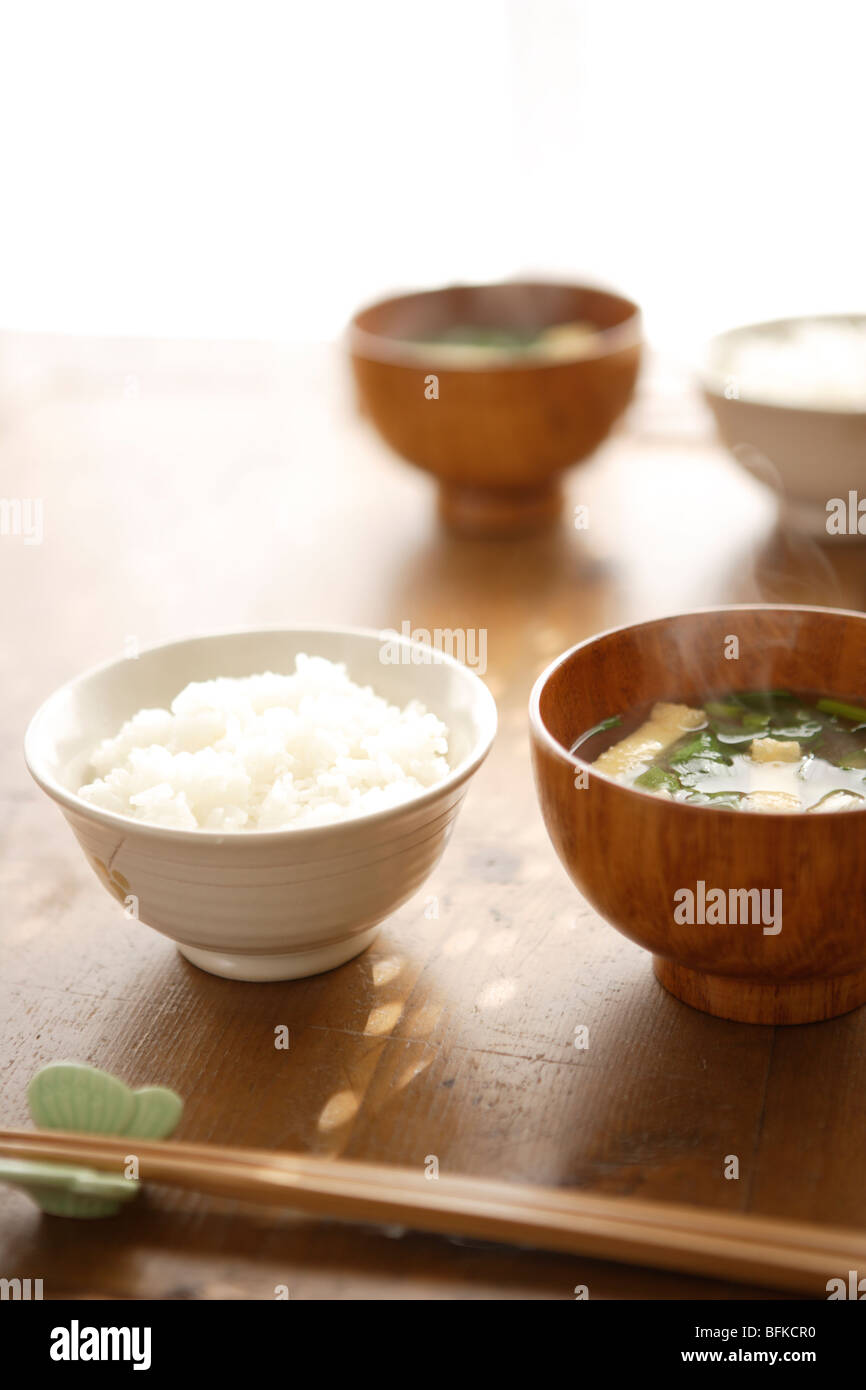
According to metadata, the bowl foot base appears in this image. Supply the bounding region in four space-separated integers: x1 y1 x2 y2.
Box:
438 479 563 537
178 927 381 982
653 956 866 1024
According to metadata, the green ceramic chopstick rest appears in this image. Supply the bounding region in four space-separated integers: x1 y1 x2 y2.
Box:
0 1062 183 1218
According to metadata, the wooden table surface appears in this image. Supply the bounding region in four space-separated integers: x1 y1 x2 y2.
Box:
1 332 864 1301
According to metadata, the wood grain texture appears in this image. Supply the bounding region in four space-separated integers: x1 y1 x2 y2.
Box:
350 282 641 535
1 332 865 1299
5 1129 862 1296
529 606 866 1022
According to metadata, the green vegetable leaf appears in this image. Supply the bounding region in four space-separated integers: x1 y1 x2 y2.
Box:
635 765 680 794
668 730 733 766
685 790 746 809
569 714 621 755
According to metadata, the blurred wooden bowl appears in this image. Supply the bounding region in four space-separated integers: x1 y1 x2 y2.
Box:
349 281 641 537
529 605 866 1024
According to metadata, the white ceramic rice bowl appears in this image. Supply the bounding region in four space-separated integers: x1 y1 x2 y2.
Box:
24 627 497 980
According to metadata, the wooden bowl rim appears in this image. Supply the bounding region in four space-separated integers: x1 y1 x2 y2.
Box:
528 602 866 821
348 279 642 371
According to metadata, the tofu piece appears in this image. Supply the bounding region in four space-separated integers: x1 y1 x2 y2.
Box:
750 737 801 763
743 790 802 812
593 702 705 779
537 321 599 360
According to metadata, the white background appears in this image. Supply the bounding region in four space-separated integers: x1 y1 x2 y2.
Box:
0 0 863 347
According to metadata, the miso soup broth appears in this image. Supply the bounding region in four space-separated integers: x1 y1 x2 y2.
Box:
406 320 600 364
572 691 866 813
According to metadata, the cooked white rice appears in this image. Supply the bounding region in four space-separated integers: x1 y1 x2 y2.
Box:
78 656 450 831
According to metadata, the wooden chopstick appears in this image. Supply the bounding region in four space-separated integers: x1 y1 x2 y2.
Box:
1 1128 861 1295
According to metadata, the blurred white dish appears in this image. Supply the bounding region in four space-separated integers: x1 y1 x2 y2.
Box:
701 315 866 538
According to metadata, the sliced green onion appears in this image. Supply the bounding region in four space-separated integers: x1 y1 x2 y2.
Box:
816 697 866 724
736 689 794 708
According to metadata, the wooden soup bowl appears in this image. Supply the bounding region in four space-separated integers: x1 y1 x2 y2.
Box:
349 281 641 537
529 605 866 1024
